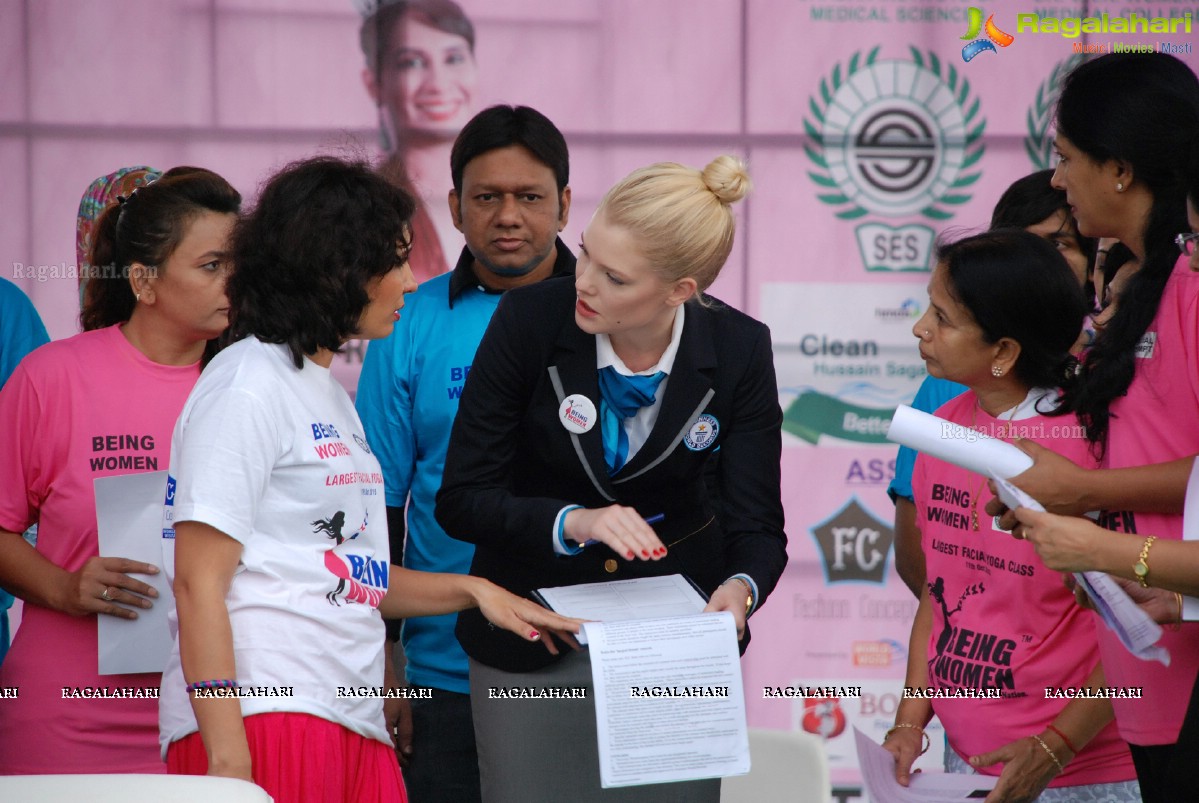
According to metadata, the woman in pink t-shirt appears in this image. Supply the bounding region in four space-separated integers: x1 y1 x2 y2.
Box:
886 230 1139 802
986 53 1199 802
0 167 240 774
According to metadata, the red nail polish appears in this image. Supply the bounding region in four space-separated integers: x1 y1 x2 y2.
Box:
529 630 540 640
626 551 634 559
641 549 649 557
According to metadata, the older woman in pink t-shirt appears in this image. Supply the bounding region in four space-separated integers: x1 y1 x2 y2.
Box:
0 167 240 774
886 230 1139 803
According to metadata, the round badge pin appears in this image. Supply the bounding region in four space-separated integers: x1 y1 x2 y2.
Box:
684 414 719 451
559 394 598 434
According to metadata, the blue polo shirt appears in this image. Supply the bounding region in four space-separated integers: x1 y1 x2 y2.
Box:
887 374 967 503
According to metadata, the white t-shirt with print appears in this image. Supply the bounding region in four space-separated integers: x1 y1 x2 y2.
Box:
158 337 390 756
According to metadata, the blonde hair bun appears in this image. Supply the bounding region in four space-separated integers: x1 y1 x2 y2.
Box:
701 155 751 205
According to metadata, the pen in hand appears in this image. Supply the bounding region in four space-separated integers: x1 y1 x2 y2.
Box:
584 513 665 547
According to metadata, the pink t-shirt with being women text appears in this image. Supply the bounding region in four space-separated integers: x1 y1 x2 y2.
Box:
0 325 198 774
914 390 1136 787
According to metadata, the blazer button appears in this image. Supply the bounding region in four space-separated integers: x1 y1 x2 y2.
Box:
604 559 618 573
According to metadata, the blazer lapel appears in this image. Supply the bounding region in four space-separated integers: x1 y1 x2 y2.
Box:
546 323 616 501
614 301 716 483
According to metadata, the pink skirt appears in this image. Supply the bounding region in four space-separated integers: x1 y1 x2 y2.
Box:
167 712 406 803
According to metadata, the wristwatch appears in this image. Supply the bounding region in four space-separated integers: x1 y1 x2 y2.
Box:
1134 536 1157 588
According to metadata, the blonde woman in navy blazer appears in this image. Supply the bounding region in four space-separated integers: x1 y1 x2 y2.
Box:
436 155 787 802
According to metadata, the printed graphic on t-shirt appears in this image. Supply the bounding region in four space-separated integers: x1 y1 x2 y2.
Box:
1134 331 1157 359
924 482 974 530
90 433 159 471
927 576 1021 697
1097 509 1138 534
313 510 388 607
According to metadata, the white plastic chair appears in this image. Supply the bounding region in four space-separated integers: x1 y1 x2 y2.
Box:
0 774 274 802
721 728 831 803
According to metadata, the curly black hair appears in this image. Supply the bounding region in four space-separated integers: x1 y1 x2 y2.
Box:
226 156 415 368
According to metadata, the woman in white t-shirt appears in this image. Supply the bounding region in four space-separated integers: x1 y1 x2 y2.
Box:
160 157 580 803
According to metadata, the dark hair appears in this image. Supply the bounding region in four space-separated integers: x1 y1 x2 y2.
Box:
990 169 1098 268
226 156 415 368
1101 241 1136 297
1054 53 1199 450
359 0 475 79
937 229 1088 392
450 105 569 194
82 166 240 332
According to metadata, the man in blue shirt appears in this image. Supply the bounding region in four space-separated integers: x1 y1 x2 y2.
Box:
356 104 573 803
0 277 50 667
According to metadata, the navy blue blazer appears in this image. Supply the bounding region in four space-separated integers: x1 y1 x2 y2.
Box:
435 276 787 672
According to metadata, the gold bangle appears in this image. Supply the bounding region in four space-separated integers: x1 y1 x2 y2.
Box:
1031 734 1065 773
884 723 930 755
1172 591 1184 631
1134 535 1157 588
726 577 754 617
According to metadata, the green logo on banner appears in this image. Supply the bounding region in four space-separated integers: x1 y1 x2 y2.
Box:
1024 53 1086 170
783 390 894 444
804 47 986 272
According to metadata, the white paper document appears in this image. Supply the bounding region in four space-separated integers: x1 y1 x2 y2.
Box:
991 474 1169 665
94 470 175 675
584 612 749 788
887 405 1034 478
536 574 707 644
854 727 996 802
1181 457 1199 621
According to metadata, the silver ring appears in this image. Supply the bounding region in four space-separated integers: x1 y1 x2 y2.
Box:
101 587 113 602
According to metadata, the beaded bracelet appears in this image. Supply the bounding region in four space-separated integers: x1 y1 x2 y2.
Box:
1031 734 1065 773
187 679 239 693
884 723 930 755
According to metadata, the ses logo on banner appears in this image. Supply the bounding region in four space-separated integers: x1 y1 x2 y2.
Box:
810 497 894 584
804 47 985 273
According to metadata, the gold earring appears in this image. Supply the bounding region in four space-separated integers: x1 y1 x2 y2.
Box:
992 365 1003 377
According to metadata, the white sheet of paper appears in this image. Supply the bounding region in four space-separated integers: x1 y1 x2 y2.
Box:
887 405 1034 478
584 612 749 788
854 727 996 802
536 574 707 644
991 474 1169 665
1181 458 1199 621
94 470 174 675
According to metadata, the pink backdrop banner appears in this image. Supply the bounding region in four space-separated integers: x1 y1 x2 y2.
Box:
4 0 1198 795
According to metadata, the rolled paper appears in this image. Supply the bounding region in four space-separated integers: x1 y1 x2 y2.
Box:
886 404 1034 479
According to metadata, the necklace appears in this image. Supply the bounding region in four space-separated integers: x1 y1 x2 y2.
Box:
968 396 1023 531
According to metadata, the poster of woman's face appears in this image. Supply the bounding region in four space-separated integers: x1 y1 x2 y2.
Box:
364 6 478 145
